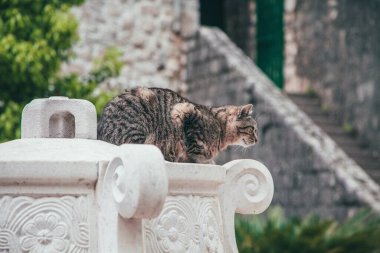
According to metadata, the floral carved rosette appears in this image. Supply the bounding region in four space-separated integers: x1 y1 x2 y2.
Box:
0 196 90 253
20 212 69 253
145 196 223 253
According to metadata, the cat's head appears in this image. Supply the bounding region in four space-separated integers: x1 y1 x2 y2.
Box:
212 104 258 147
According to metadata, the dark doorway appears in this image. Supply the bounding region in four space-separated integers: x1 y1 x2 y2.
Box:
200 0 226 31
200 0 252 57
256 0 284 89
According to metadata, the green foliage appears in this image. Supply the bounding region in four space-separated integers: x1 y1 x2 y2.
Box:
0 48 121 143
0 0 84 105
342 122 357 136
0 0 84 142
235 207 380 253
306 86 317 97
89 47 123 83
0 0 122 143
0 101 22 142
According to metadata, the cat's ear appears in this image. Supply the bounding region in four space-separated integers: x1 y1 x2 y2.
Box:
171 103 196 124
238 104 253 119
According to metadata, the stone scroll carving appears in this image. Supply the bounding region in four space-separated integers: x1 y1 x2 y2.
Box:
220 159 274 253
104 144 168 219
144 196 224 253
98 144 169 253
0 195 89 253
140 159 273 253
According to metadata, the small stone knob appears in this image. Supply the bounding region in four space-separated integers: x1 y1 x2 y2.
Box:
21 97 96 139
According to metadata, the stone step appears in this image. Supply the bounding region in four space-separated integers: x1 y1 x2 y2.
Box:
293 102 321 112
330 135 359 147
310 114 338 126
288 94 320 107
319 124 346 136
363 170 380 183
288 93 380 184
353 157 380 170
343 147 376 161
366 168 380 176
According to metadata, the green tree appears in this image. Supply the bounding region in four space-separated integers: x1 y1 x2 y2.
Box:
0 0 121 142
0 0 84 104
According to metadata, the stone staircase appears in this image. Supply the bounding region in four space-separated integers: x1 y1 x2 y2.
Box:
288 94 380 184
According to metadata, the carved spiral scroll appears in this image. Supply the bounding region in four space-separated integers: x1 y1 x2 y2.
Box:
230 160 274 214
105 144 168 219
220 159 274 253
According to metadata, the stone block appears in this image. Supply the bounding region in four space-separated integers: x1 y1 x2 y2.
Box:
131 31 146 48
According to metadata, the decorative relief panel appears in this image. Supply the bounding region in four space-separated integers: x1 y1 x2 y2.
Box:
144 196 224 253
0 196 90 253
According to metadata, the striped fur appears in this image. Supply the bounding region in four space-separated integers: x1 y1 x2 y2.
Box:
97 87 258 163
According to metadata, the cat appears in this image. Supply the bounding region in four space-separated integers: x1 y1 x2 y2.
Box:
97 87 258 163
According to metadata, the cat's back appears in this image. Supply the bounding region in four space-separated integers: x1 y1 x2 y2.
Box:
97 87 186 145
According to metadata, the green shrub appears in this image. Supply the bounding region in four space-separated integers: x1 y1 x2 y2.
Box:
235 207 380 253
342 122 357 137
0 101 22 141
89 47 123 83
0 0 84 105
0 47 121 143
0 0 122 143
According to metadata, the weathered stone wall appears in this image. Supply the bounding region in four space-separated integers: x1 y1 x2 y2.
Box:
62 0 198 91
284 0 380 155
185 27 380 220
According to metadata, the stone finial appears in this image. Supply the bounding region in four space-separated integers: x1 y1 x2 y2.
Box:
21 97 97 139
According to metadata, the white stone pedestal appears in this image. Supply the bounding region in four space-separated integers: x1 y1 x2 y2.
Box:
0 97 274 253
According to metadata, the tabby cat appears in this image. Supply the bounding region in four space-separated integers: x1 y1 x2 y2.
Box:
97 87 258 163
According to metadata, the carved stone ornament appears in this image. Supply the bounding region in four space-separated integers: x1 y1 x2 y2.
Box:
0 196 89 253
105 144 168 219
144 196 224 253
143 159 273 253
221 159 274 253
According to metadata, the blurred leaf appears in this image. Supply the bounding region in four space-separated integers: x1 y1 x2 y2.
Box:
0 101 22 142
89 47 123 83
